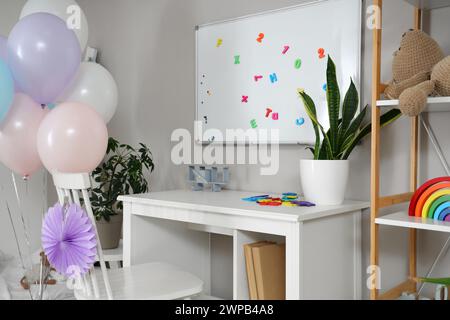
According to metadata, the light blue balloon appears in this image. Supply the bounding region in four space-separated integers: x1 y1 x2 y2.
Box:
46 103 56 110
0 58 14 123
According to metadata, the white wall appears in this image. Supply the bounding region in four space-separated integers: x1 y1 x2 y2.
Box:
1 0 450 299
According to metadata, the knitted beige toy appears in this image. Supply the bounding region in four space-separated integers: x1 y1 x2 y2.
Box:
385 30 450 116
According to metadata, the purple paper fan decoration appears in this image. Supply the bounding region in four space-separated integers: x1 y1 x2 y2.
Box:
42 203 97 277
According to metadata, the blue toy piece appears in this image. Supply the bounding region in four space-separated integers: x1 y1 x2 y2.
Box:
242 195 270 202
188 166 229 192
282 193 298 197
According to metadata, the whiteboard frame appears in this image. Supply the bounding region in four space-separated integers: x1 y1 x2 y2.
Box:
195 0 363 145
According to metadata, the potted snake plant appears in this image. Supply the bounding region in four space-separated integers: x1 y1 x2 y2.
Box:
298 56 401 205
91 137 154 249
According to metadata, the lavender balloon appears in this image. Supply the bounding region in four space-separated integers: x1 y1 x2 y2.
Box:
42 203 97 277
7 13 81 104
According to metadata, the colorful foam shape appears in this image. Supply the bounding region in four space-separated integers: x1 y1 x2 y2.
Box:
433 201 450 220
422 189 450 218
429 196 450 219
439 208 450 221
413 181 450 217
409 177 450 216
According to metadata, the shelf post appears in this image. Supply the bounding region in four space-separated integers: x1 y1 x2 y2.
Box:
370 0 383 301
409 6 422 293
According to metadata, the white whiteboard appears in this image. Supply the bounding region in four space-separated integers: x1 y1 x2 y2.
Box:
196 0 362 144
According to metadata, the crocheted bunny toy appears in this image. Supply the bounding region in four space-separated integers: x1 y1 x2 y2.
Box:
385 30 450 116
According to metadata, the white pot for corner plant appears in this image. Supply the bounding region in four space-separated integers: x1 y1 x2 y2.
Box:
300 160 349 206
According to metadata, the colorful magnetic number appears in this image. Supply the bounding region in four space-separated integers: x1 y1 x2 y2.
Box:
264 109 278 120
296 118 305 126
254 75 263 82
295 59 302 69
216 38 223 47
257 33 265 43
250 119 258 129
269 73 278 84
282 46 290 54
318 48 326 59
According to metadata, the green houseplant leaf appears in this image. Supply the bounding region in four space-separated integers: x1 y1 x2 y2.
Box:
326 56 341 155
299 56 401 160
341 109 402 160
339 79 359 146
299 90 321 160
299 91 333 160
91 137 155 221
418 277 450 286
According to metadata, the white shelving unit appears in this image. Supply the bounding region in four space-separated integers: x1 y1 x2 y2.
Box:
377 97 450 112
370 0 450 300
375 95 450 234
403 0 450 10
376 212 450 233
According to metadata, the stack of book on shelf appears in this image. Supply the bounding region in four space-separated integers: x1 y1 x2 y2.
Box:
244 241 286 300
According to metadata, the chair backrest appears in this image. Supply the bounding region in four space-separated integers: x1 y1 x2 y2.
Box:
52 172 113 300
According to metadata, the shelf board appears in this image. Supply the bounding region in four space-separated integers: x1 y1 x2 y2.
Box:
404 0 450 10
376 211 450 233
377 96 450 112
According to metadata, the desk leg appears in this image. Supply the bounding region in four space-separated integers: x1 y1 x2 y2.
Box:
353 211 362 300
286 222 303 300
123 202 132 268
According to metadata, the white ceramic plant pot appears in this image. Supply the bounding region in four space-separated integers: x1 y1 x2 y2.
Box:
300 160 349 206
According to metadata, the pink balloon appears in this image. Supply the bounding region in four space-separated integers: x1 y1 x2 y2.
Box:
0 93 48 177
37 102 108 173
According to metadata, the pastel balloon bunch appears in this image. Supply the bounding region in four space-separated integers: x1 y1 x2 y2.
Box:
0 0 118 178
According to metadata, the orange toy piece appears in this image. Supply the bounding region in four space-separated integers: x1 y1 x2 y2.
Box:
414 182 450 217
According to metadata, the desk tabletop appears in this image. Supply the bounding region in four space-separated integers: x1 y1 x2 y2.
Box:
118 190 369 223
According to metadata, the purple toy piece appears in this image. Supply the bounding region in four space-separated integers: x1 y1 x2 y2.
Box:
291 201 316 207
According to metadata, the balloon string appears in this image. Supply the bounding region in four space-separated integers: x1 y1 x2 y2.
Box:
38 257 44 300
11 172 32 265
3 199 26 269
3 198 33 300
38 172 49 300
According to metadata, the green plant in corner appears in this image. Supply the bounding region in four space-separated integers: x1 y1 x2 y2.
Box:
91 137 155 221
299 56 402 160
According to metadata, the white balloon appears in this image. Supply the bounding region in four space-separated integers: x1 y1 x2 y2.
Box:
59 62 118 123
20 0 89 52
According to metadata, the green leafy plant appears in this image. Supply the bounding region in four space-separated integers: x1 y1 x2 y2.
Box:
417 277 450 286
299 56 402 160
91 137 155 221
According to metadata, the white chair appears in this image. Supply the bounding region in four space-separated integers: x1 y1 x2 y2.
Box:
52 172 203 300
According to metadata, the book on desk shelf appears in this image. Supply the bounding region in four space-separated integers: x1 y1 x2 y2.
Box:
244 241 286 300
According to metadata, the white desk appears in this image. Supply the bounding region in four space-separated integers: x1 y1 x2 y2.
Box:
118 190 369 300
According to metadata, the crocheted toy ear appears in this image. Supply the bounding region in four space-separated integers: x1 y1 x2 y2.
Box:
398 80 435 116
392 30 444 83
432 56 450 96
